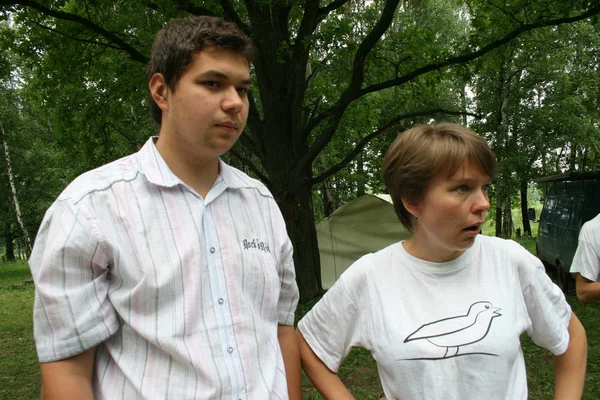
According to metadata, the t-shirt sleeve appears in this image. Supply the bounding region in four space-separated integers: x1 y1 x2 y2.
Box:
570 223 600 281
515 243 571 355
297 263 365 373
29 199 119 362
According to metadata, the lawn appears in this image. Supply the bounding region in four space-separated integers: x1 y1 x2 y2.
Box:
2 239 600 399
0 260 40 400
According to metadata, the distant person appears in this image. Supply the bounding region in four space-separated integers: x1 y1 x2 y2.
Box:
28 15 300 399
570 213 600 303
297 123 587 399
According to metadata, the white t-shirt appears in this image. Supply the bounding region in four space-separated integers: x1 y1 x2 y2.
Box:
298 235 571 400
570 213 600 281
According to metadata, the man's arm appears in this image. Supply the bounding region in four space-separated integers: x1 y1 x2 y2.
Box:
278 325 301 400
553 313 587 400
575 273 600 304
40 347 96 400
297 330 355 400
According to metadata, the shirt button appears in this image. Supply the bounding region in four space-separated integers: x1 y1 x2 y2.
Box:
218 298 224 305
228 346 234 354
210 247 216 253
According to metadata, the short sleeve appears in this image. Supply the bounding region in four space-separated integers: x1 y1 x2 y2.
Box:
570 223 600 281
297 268 364 373
29 199 119 362
270 198 299 326
277 236 299 326
517 247 571 355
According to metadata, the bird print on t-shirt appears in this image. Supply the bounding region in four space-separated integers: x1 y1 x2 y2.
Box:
402 301 501 359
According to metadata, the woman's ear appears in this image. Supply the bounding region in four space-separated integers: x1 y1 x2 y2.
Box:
401 196 421 219
149 73 170 112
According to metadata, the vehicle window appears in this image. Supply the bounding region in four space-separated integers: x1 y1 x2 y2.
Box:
556 198 570 227
569 198 583 229
544 197 557 223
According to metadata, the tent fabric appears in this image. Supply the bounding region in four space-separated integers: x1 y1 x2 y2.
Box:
317 194 412 289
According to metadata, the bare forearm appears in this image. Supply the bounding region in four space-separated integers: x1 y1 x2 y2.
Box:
40 347 96 400
553 313 587 399
278 325 302 400
575 276 600 304
297 331 355 400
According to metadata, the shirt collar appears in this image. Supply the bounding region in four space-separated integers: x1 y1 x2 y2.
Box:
137 137 182 188
136 137 259 193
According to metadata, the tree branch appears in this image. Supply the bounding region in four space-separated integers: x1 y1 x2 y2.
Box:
217 0 251 34
29 19 122 51
228 147 271 185
298 0 401 174
175 0 215 16
485 0 524 25
359 4 600 97
8 0 149 63
307 3 600 136
311 109 480 185
318 0 349 16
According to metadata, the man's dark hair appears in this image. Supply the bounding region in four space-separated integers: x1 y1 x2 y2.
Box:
146 15 255 124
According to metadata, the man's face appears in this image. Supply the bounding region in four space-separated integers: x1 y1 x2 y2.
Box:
159 47 251 161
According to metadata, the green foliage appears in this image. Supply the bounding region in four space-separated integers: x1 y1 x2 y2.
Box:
2 0 600 299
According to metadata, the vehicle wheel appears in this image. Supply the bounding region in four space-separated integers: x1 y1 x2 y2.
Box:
556 262 569 293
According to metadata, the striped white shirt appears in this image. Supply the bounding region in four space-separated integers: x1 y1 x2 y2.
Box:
29 138 299 399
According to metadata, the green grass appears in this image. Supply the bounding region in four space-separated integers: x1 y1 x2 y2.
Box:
3 246 600 399
0 261 40 400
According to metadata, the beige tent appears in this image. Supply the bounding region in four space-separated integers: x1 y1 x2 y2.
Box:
317 194 412 288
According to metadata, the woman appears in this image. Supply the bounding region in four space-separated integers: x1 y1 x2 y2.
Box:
297 123 587 399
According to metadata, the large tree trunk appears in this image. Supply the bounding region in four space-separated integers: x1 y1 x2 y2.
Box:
5 222 15 262
520 180 532 236
273 180 322 301
502 196 513 238
495 193 503 237
0 118 32 256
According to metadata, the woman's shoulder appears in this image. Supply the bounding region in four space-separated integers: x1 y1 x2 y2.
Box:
476 234 531 255
476 235 543 286
337 242 401 284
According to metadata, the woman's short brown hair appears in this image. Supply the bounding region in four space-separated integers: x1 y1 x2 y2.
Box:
382 122 497 232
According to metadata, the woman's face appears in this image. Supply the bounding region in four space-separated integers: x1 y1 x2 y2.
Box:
407 159 491 262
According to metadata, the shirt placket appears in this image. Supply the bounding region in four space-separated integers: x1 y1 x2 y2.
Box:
203 202 246 399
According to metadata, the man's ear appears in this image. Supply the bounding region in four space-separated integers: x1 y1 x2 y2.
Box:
401 196 421 218
149 73 170 112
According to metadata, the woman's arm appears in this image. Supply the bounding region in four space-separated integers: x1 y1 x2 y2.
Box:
297 330 355 400
575 274 600 304
553 313 587 399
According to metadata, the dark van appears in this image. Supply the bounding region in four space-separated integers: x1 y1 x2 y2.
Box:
535 171 600 292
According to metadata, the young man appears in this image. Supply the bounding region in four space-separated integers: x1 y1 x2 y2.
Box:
29 15 300 399
571 213 600 303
